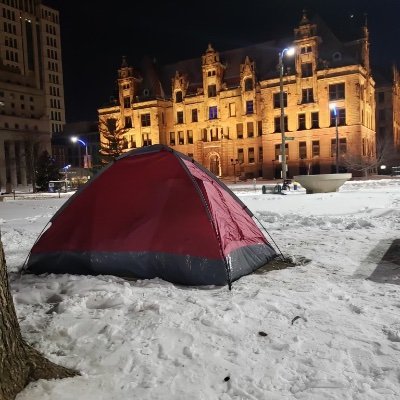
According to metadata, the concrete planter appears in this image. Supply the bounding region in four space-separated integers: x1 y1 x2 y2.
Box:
293 173 352 194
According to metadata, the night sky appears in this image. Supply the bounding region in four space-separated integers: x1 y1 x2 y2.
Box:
44 0 400 123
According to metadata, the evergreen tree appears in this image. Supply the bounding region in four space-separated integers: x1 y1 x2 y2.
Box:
99 118 128 164
35 150 60 191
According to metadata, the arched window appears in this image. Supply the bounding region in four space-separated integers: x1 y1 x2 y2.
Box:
175 91 183 103
244 78 253 91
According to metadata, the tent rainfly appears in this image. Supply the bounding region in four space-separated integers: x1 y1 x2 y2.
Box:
25 145 277 288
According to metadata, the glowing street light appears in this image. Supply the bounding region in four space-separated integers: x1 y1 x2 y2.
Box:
71 136 91 168
278 46 295 180
329 103 339 173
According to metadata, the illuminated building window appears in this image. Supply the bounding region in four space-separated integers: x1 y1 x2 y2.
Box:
302 88 314 103
246 100 254 114
330 108 346 126
329 83 345 100
209 106 217 119
141 113 150 127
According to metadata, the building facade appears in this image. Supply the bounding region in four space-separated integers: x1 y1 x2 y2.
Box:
375 66 400 171
0 0 64 190
98 13 376 179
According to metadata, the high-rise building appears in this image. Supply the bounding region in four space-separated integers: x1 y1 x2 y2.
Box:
98 12 377 179
0 0 64 191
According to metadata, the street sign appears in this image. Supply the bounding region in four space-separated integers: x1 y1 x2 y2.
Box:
285 136 295 140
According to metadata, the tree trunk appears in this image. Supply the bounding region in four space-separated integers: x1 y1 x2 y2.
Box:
0 239 78 400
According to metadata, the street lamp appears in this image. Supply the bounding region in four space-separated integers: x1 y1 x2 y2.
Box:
230 158 240 183
329 103 339 173
63 164 71 190
278 46 295 180
71 136 91 168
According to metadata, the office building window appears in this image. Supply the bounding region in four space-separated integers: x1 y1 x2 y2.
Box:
247 122 254 138
209 106 217 119
202 128 208 142
298 113 306 130
330 108 346 126
175 91 183 103
178 131 184 145
244 78 253 91
274 116 288 133
177 110 184 124
331 138 347 157
169 131 175 146
123 97 130 108
141 113 150 127
246 100 254 114
125 116 132 128
274 92 287 108
257 121 263 136
187 130 193 144
301 63 313 77
329 83 345 100
311 112 319 129
258 146 263 162
248 147 255 163
192 109 198 122
237 123 243 139
312 140 320 157
299 141 307 159
142 134 152 146
302 88 314 103
238 148 244 163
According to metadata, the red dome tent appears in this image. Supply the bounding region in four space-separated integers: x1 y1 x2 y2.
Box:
25 145 277 287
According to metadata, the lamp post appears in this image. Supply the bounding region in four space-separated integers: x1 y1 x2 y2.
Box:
63 164 71 190
329 103 339 173
278 47 295 180
230 158 240 183
71 136 91 168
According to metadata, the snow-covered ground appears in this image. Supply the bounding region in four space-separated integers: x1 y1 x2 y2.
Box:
1 179 400 400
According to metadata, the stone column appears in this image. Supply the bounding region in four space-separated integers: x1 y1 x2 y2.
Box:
8 141 17 189
0 140 6 192
19 141 27 187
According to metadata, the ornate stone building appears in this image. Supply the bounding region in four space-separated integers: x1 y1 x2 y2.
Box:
98 12 376 179
0 0 64 191
375 65 400 170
